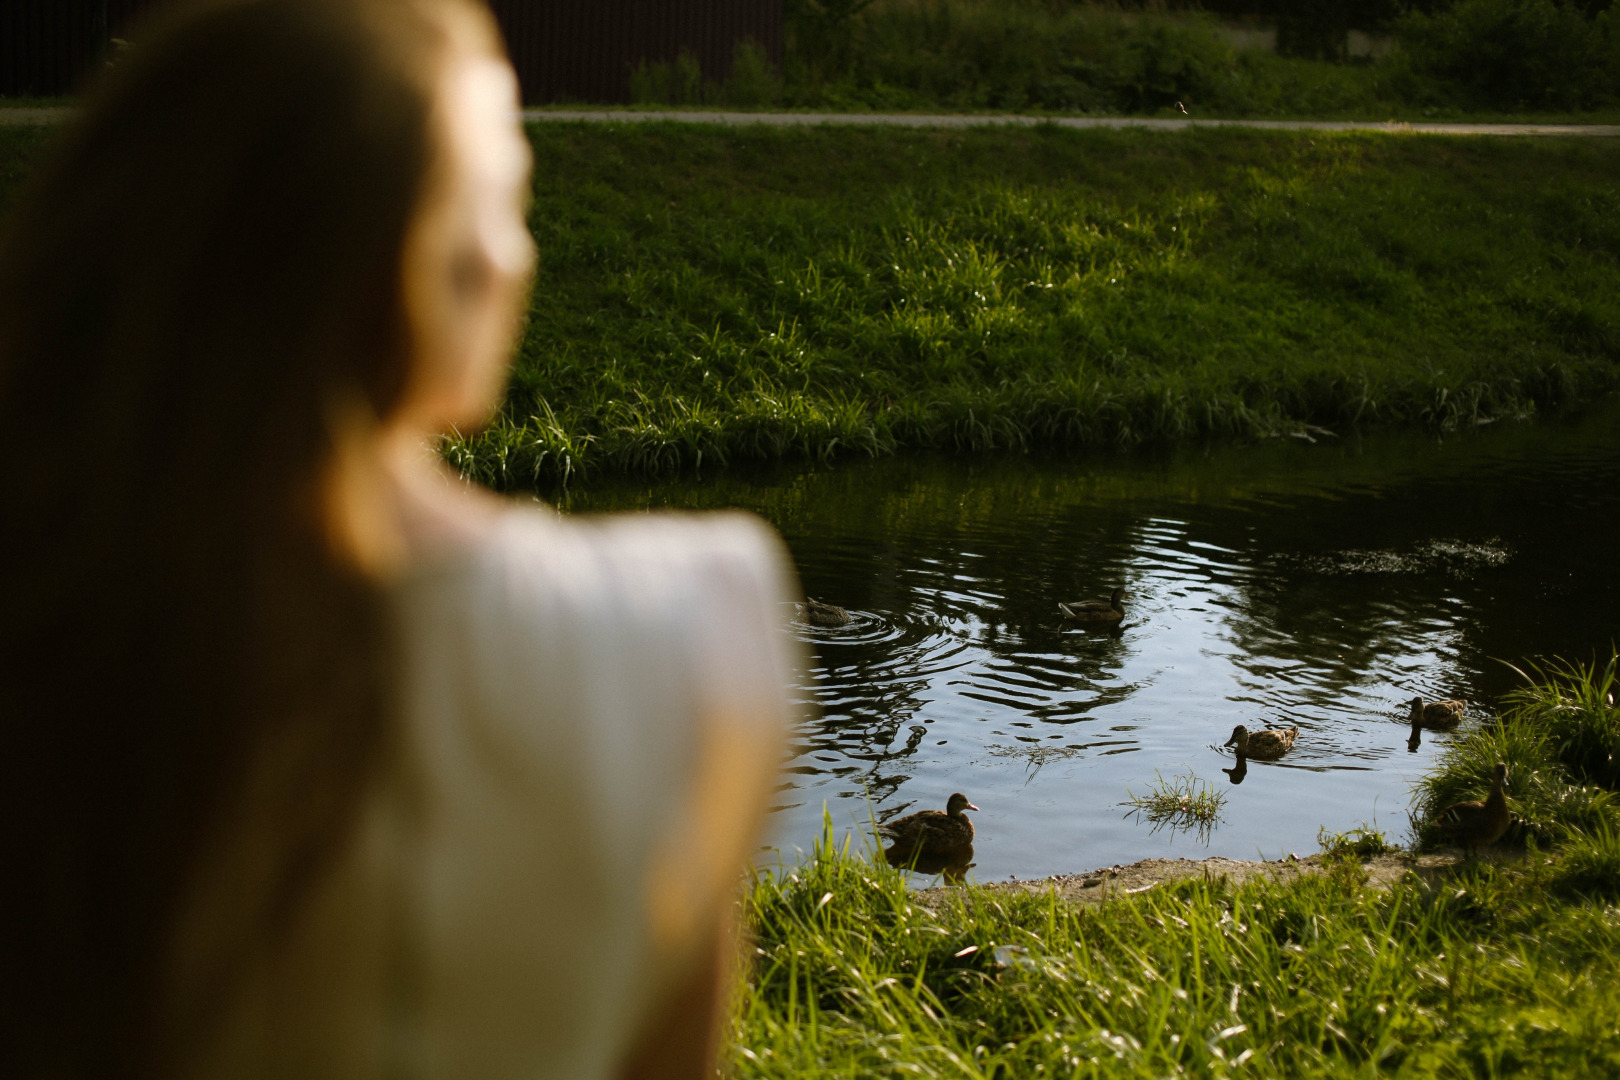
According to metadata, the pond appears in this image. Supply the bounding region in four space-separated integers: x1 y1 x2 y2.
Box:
559 402 1620 882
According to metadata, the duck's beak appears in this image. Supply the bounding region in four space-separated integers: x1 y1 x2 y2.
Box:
966 802 981 812
1223 736 1236 747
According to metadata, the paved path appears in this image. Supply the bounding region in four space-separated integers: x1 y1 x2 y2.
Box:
5 105 1617 136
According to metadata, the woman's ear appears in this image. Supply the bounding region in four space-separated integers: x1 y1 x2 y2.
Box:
396 56 534 434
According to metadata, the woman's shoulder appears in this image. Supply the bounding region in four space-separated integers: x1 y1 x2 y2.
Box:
388 500 800 727
441 502 795 629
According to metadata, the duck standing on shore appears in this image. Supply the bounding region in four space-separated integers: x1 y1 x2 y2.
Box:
797 598 852 627
1059 587 1126 624
1433 761 1512 857
878 793 978 857
1223 723 1298 761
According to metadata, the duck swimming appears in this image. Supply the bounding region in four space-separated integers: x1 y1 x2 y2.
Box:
797 598 852 627
1223 724 1298 761
1408 697 1466 731
1059 587 1126 623
878 793 978 855
1433 762 1511 858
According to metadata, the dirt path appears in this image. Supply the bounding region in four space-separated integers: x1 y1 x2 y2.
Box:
4 106 1618 136
919 850 1514 907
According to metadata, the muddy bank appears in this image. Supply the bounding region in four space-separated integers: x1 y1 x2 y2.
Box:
921 850 1515 907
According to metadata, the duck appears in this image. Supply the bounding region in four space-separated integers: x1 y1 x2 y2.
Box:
1433 761 1511 857
877 793 978 855
796 598 851 627
1408 697 1466 731
1223 723 1298 761
1059 587 1126 623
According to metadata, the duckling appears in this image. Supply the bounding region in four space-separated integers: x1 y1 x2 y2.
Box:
877 793 978 855
1223 723 1298 761
1408 696 1466 731
1434 762 1511 858
1059 587 1126 623
797 598 851 627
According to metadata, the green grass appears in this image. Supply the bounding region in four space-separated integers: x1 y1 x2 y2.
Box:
737 824 1620 1078
1318 824 1397 861
1122 771 1227 841
734 664 1620 1077
6 119 1620 491
456 123 1620 488
1413 656 1620 850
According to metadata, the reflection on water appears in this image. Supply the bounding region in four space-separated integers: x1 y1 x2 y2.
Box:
561 401 1620 882
886 842 975 884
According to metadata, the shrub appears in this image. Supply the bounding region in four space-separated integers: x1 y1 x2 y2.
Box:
1414 656 1620 849
783 0 1248 114
1395 0 1620 111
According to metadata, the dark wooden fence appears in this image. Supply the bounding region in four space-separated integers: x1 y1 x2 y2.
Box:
1 0 782 103
0 0 156 97
492 0 780 103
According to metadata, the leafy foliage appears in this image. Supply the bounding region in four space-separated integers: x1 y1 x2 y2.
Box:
1413 656 1620 849
1395 0 1620 111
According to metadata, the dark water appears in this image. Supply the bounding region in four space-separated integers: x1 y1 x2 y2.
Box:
561 403 1620 882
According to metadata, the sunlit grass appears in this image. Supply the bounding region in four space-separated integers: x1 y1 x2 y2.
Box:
1317 824 1397 861
5 121 1620 491
478 123 1620 488
735 822 1620 1078
737 662 1620 1078
1413 655 1620 849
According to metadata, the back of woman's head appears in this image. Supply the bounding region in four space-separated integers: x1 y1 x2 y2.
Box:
0 0 502 1073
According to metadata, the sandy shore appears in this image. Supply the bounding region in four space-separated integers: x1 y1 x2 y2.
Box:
920 850 1505 906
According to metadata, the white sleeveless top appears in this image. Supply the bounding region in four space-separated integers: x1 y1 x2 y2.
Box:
178 507 799 1079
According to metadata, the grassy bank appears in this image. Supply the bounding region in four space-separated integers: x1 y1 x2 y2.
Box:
735 662 1620 1077
737 837 1620 1077
4 123 1618 490
462 123 1620 488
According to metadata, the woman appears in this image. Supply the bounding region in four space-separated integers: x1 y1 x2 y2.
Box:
0 1 797 1077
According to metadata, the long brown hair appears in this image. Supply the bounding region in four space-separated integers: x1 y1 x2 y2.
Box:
0 0 501 1073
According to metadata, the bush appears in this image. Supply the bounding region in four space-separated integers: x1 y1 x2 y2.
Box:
1395 0 1620 111
783 0 1248 114
1414 656 1620 849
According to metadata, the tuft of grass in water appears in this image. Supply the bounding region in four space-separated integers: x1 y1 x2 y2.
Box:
1318 823 1396 861
736 821 1620 1078
1413 655 1620 849
1121 771 1226 840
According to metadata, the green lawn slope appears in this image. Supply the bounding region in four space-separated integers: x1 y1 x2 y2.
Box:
3 122 1618 489
461 123 1620 487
